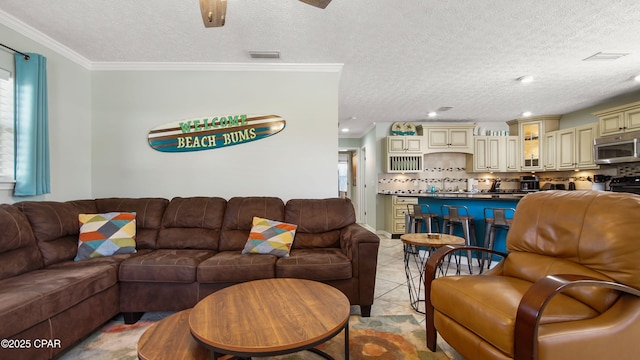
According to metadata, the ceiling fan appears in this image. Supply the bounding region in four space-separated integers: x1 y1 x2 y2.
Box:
199 0 332 28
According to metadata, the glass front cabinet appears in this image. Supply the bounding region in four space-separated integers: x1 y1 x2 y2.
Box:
508 116 560 171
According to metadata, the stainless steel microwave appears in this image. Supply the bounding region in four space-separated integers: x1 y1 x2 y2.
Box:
594 131 640 164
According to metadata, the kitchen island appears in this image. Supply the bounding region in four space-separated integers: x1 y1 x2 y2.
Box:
394 192 528 257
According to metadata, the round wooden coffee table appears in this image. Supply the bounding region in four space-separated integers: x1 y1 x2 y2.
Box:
400 233 465 313
189 278 350 359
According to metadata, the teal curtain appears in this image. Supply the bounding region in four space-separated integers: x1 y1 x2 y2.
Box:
14 53 50 196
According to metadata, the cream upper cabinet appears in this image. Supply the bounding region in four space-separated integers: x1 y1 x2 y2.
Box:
472 136 505 172
420 124 474 154
594 101 640 136
545 123 599 170
543 131 557 171
556 129 576 170
507 116 560 171
505 136 520 171
386 136 422 173
575 123 599 169
387 136 422 153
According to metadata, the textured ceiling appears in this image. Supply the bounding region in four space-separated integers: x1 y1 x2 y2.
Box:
1 0 640 138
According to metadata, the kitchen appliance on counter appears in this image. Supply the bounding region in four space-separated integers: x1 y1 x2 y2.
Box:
589 174 612 191
594 131 640 164
519 175 539 192
609 176 640 194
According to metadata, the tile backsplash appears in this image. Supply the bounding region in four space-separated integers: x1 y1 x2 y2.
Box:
378 153 621 194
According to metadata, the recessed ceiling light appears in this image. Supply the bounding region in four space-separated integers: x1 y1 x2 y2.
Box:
634 75 640 82
341 128 350 133
427 112 437 118
517 75 534 84
522 111 532 117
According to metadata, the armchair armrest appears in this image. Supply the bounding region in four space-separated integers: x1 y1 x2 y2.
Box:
425 244 508 350
514 274 640 360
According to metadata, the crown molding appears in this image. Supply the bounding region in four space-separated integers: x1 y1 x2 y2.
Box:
89 62 344 73
0 9 92 69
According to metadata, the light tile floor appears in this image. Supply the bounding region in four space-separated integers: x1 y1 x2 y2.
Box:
361 234 467 360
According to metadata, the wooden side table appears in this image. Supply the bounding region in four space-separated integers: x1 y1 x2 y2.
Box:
400 233 465 313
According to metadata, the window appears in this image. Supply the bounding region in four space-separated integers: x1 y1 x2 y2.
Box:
0 68 14 182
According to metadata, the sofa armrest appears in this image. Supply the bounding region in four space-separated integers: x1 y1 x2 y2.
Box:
339 223 379 259
340 223 379 314
514 274 640 360
425 244 508 351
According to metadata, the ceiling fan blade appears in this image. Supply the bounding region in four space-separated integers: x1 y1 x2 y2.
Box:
298 0 332 9
200 0 227 27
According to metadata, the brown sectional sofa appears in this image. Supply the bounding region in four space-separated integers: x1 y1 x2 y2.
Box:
0 196 379 360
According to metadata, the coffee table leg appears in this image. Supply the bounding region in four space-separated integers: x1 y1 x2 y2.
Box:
344 322 350 360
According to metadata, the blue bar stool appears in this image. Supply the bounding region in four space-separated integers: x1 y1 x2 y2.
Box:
441 205 478 273
482 207 515 269
407 204 440 233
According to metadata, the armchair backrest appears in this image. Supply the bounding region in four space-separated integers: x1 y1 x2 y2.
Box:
504 190 640 312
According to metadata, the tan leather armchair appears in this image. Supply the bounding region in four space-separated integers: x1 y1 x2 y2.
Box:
425 191 640 360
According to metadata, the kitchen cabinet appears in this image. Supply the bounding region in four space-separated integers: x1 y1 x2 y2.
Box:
505 136 520 171
594 101 640 136
556 123 599 170
385 136 422 173
469 136 518 172
387 136 422 152
507 116 560 171
472 136 505 172
556 128 576 170
543 131 557 171
384 195 418 235
420 124 475 154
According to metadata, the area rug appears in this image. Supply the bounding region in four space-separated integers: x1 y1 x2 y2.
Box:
59 312 450 360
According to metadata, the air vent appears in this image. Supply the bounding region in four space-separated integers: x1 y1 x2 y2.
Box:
248 50 280 59
437 107 453 112
583 52 629 61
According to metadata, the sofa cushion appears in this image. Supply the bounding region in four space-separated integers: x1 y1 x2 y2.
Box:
157 197 226 250
0 264 118 339
75 212 137 261
285 198 355 248
119 249 215 283
0 204 43 280
197 251 277 283
96 197 169 250
15 201 87 266
220 197 285 251
242 217 297 258
275 248 352 281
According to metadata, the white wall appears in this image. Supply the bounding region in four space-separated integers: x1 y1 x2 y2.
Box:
0 23 93 204
91 69 340 201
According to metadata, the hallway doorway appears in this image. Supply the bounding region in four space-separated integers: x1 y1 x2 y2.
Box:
338 149 363 223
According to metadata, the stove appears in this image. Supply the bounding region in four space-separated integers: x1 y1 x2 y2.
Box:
609 176 640 194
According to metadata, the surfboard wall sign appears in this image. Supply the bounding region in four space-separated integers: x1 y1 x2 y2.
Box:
148 114 286 152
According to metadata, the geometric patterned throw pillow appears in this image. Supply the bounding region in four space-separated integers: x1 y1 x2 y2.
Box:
241 217 297 258
74 212 137 261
